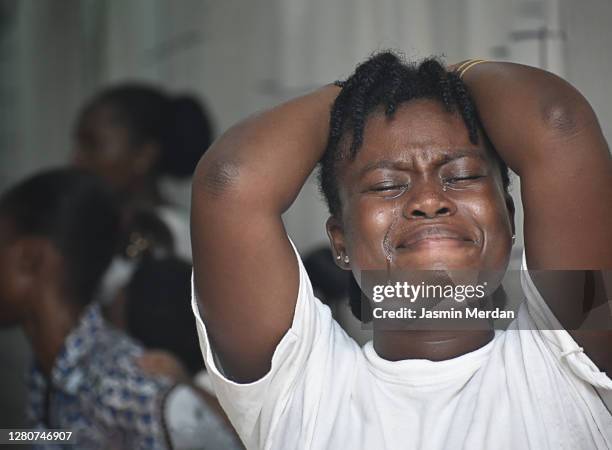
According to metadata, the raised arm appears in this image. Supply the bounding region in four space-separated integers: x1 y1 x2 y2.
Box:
191 86 339 382
460 61 612 372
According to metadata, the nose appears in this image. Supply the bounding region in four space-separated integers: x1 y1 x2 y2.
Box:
403 180 456 219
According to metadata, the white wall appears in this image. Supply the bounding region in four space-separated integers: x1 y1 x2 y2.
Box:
562 0 612 142
0 0 93 190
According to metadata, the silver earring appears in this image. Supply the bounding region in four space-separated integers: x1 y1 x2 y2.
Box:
336 254 342 261
343 255 350 264
512 234 516 244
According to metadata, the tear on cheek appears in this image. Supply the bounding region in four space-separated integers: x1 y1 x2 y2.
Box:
382 206 401 264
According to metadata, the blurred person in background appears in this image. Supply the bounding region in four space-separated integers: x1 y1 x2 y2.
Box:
104 209 176 328
72 84 214 306
73 83 213 260
0 168 224 449
121 257 203 378
116 256 243 449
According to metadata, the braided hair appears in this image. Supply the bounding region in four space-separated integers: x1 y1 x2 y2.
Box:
317 51 511 321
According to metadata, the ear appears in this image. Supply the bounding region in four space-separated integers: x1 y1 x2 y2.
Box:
132 140 161 175
14 237 45 278
325 216 350 270
505 193 516 237
14 237 62 283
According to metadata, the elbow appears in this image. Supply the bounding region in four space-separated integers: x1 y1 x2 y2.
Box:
192 120 259 201
539 90 596 139
193 155 242 199
541 102 580 136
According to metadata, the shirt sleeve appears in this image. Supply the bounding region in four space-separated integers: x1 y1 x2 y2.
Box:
191 239 359 449
520 251 612 390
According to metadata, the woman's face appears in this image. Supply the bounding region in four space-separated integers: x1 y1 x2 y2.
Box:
73 103 156 194
328 100 514 273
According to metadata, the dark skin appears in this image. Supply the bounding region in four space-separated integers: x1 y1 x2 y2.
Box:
192 62 611 383
0 221 242 445
462 63 612 371
0 219 82 376
73 102 169 322
329 100 514 361
73 103 162 209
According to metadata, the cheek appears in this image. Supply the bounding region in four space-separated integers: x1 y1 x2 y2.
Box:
83 149 135 191
343 199 396 269
82 128 133 170
458 183 511 231
74 144 119 175
458 190 512 266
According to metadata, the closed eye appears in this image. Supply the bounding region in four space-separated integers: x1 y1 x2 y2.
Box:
367 183 409 198
444 175 484 184
371 184 407 191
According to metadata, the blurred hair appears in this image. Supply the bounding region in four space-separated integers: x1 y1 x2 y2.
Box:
124 256 202 375
0 168 120 306
82 83 214 179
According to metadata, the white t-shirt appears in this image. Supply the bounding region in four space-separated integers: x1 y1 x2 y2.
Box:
191 245 612 450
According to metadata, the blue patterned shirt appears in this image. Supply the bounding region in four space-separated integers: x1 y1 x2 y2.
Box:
27 303 173 449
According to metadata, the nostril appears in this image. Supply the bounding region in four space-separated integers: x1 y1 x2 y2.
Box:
437 207 450 216
411 210 427 218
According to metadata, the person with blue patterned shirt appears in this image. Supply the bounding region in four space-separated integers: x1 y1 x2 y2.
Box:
25 302 172 449
0 169 238 450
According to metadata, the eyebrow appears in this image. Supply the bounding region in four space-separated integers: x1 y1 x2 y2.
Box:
358 149 487 177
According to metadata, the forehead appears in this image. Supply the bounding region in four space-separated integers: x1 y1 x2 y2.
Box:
77 102 124 134
352 99 482 165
